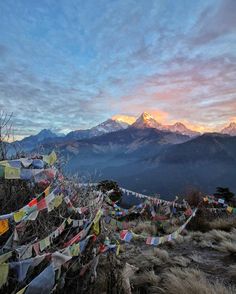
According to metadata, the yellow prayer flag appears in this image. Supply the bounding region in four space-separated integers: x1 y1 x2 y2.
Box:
0 161 10 167
43 151 57 165
13 210 26 223
67 217 72 225
16 286 27 294
49 151 57 165
0 251 12 264
5 166 21 179
0 219 9 236
0 263 9 288
227 206 233 213
92 209 103 235
53 194 63 208
116 241 120 256
44 186 50 196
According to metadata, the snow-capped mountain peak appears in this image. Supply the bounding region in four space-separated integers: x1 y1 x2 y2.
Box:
221 122 236 136
166 122 200 137
111 118 130 128
140 111 154 121
90 119 128 135
132 112 163 129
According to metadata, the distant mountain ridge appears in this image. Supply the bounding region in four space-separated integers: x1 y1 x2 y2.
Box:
13 113 236 151
221 122 236 136
8 113 236 197
131 112 201 137
66 118 129 140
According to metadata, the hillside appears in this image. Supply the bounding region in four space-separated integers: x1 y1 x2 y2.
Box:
0 155 236 294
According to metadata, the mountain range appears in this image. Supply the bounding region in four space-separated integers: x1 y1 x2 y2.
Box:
9 112 236 198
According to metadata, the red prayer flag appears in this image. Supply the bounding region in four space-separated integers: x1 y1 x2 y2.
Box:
37 198 47 211
28 198 37 207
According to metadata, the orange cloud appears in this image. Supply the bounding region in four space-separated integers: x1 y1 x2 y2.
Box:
230 117 236 123
147 110 169 124
112 114 136 125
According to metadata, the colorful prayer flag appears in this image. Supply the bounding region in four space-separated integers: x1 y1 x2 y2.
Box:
14 210 26 223
0 219 9 236
5 166 21 179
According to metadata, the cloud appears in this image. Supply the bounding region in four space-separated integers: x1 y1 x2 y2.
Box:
0 0 235 137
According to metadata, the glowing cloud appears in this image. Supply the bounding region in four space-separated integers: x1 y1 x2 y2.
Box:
112 114 136 125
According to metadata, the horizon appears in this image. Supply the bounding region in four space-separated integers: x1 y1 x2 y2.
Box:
0 0 236 138
10 111 236 141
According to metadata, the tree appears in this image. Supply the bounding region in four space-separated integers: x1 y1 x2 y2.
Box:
0 111 13 160
97 180 122 202
214 187 235 203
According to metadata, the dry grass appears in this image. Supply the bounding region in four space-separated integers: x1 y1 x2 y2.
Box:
152 248 169 262
171 256 190 267
174 235 185 244
189 254 205 264
131 270 160 288
204 230 233 243
227 265 236 280
121 262 139 294
213 240 236 254
160 267 236 294
132 221 157 236
209 218 236 231
183 229 236 251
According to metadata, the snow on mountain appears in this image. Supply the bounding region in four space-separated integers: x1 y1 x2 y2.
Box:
90 118 128 135
131 112 163 129
66 118 128 140
221 122 236 136
165 122 201 137
131 112 200 137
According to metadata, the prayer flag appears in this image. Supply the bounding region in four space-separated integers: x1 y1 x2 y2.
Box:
14 210 26 223
37 198 47 211
227 206 233 213
0 263 9 288
0 219 9 236
5 166 21 179
28 198 37 207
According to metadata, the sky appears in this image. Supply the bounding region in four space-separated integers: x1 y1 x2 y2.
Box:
0 0 236 139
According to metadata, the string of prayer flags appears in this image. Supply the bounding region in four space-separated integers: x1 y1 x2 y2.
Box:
120 209 198 246
146 236 159 246
0 219 9 236
202 195 236 213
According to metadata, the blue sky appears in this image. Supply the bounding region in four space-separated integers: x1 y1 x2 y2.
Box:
0 0 236 138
